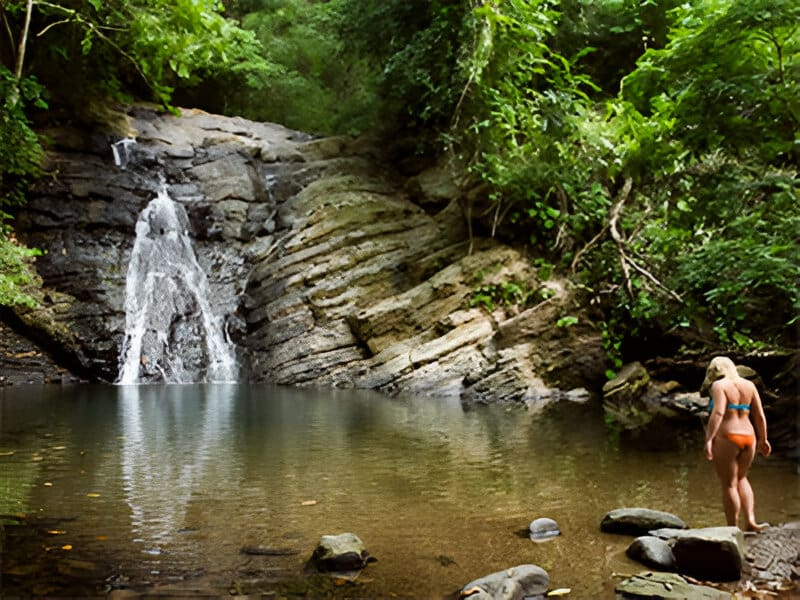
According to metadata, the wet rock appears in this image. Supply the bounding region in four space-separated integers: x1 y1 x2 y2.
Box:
615 572 731 599
529 517 560 542
309 533 375 573
626 536 676 570
649 526 743 582
602 361 707 435
601 508 687 536
460 564 549 600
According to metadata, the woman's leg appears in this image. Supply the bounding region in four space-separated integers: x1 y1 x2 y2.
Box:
736 445 766 531
711 437 742 526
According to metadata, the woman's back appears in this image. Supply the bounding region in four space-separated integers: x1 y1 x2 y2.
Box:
712 377 755 433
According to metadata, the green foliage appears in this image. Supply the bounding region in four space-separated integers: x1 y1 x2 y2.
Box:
556 315 579 328
334 0 476 133
621 0 800 162
0 69 46 207
553 0 682 95
0 67 45 308
469 267 552 313
0 229 41 308
2 0 273 110
218 0 379 135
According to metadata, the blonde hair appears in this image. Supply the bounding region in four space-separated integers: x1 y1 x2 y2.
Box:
700 356 737 396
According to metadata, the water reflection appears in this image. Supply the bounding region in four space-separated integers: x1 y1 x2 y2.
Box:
119 385 237 555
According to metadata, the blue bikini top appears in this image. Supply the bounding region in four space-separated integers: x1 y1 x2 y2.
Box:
708 398 750 412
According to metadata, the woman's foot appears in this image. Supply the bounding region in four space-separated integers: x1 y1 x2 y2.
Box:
745 521 770 532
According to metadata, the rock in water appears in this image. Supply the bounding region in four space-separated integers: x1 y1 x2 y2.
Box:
461 564 549 600
600 508 687 535
529 517 561 542
626 536 676 570
309 533 374 573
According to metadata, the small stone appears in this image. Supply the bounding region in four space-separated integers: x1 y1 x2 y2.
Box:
529 517 561 542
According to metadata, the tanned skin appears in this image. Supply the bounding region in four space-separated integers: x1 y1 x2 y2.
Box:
704 357 771 531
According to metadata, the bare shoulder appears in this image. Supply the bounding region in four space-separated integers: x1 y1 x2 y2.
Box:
710 378 733 393
735 376 758 397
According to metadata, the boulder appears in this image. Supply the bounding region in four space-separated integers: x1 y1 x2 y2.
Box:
601 508 687 536
461 564 549 600
615 572 731 599
309 533 375 573
626 536 676 570
649 526 743 581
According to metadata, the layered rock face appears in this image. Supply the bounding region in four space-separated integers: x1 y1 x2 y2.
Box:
8 106 605 403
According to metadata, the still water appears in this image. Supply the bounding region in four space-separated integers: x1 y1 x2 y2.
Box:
1 384 797 598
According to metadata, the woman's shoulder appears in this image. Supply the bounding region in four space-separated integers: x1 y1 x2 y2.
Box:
710 377 734 392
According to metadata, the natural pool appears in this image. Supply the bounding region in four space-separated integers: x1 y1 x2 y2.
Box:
1 384 797 597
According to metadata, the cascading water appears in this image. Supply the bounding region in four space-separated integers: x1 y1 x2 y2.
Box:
117 186 238 384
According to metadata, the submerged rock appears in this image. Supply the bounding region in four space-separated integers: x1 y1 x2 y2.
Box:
601 508 687 536
460 564 549 600
309 533 375 573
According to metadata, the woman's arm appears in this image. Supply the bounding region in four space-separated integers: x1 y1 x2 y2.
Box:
749 382 771 456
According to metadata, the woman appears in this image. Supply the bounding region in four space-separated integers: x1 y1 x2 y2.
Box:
702 356 771 531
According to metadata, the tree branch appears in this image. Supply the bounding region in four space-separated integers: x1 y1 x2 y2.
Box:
624 255 683 303
608 177 634 302
570 223 608 272
14 0 34 79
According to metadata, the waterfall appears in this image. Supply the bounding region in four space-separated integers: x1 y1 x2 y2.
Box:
117 186 238 384
112 137 137 169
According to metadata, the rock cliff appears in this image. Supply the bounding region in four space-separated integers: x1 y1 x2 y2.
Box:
4 105 605 403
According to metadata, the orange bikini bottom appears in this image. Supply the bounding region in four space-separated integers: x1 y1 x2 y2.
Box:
724 433 755 450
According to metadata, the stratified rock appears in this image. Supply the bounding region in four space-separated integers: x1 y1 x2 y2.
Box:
601 508 687 535
626 536 676 570
615 572 731 599
649 526 743 582
461 564 549 600
8 104 606 398
309 533 374 573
